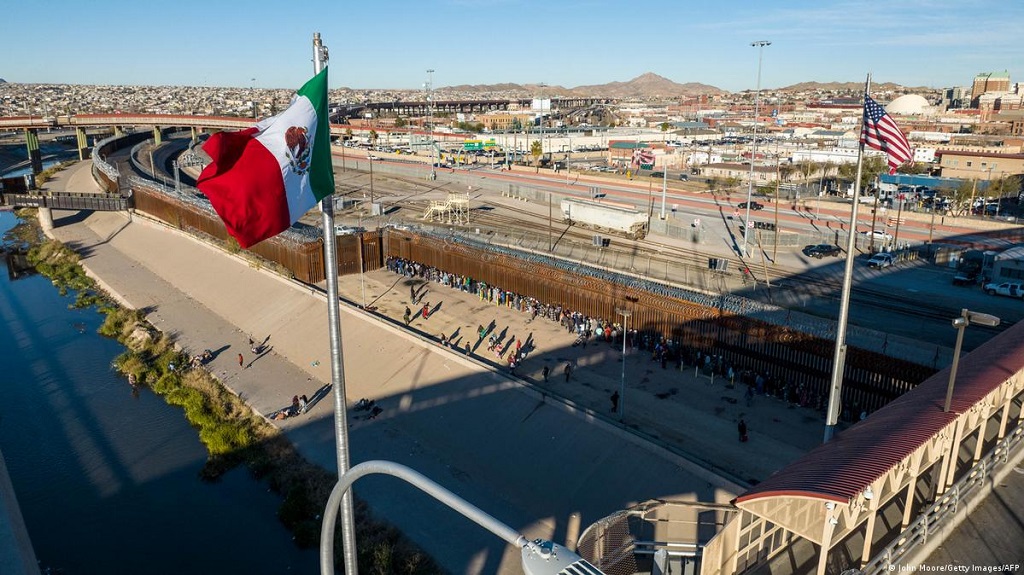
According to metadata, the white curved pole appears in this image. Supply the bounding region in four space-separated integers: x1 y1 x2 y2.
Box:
320 460 529 575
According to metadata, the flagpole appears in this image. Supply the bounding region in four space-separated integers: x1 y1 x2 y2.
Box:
823 73 871 443
313 32 359 575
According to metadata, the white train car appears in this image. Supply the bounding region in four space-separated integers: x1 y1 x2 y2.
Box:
560 198 649 240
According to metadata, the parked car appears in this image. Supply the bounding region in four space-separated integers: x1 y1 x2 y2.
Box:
861 230 893 242
802 244 841 259
983 282 1024 299
952 270 981 286
866 253 895 269
649 171 665 178
678 173 689 181
738 201 764 210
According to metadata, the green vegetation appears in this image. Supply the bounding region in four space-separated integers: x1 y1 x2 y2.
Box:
18 214 437 573
34 160 77 186
530 140 543 172
456 121 485 133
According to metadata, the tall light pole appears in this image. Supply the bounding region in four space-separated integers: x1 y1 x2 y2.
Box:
944 309 999 412
742 40 770 258
615 308 632 419
427 69 436 180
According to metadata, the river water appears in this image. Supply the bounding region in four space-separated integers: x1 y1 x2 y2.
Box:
0 210 319 574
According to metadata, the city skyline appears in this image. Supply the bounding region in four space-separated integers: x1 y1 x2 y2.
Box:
2 0 1020 93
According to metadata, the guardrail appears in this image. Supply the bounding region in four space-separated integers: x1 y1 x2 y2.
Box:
92 134 121 181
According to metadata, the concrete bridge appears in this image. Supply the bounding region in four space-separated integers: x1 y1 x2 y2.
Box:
335 96 616 120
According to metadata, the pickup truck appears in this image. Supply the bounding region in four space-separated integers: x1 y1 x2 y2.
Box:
983 282 1024 299
866 253 895 269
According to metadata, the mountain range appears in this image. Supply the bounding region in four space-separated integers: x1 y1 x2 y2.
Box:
438 73 930 99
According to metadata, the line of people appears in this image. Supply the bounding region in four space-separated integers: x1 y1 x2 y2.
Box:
386 256 855 417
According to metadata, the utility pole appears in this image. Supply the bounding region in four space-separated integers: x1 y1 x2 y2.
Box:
742 40 770 258
427 69 436 181
251 78 257 119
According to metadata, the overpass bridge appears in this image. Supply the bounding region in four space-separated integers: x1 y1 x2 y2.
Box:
335 96 616 120
0 113 482 174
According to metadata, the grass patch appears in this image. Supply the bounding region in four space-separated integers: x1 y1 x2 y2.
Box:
34 160 77 186
19 211 439 573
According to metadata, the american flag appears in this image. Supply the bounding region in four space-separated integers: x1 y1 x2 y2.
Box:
861 95 913 175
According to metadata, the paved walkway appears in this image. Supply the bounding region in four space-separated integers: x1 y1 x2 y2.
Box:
36 160 840 573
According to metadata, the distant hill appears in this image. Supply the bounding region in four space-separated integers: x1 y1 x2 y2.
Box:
0 78 6 84
572 72 725 98
778 81 933 94
443 73 725 99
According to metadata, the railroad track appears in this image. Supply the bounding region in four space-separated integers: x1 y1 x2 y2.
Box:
457 198 991 327
330 168 1006 330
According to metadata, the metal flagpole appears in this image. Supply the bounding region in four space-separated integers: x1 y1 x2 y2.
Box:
660 163 667 219
823 73 871 443
313 32 359 575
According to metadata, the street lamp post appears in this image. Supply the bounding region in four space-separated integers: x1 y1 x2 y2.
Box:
742 40 770 258
615 308 632 419
944 309 1000 412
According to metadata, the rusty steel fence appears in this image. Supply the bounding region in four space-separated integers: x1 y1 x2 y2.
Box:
382 228 934 413
130 183 382 284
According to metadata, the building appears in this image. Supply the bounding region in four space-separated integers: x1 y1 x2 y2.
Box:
935 150 1024 180
990 245 1024 282
475 111 535 132
971 71 1011 107
696 162 778 185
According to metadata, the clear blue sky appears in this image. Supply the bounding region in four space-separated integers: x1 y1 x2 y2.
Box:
2 0 1019 92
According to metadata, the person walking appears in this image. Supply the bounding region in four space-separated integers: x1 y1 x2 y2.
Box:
237 353 244 368
404 306 412 325
421 302 430 320
610 390 620 413
542 366 549 382
564 362 572 383
410 284 417 304
738 419 748 442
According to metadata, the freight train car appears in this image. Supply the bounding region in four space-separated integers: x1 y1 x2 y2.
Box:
560 198 649 239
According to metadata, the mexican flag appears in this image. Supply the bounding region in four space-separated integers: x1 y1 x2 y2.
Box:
197 67 335 248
